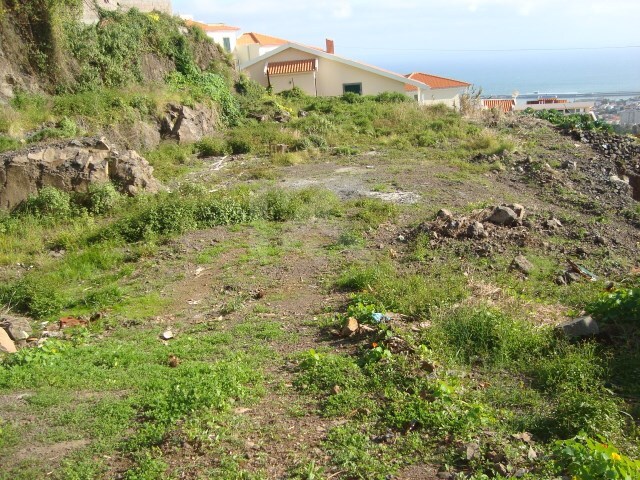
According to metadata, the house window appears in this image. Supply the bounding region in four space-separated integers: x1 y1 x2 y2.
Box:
343 83 362 95
223 37 232 52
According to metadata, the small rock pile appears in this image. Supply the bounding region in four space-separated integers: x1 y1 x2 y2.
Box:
418 204 539 256
0 137 162 210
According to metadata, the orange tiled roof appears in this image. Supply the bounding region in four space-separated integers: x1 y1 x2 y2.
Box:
185 20 240 32
267 59 317 75
404 72 471 91
237 32 289 46
482 99 516 113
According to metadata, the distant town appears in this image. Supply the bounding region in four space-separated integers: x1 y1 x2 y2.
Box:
593 96 640 132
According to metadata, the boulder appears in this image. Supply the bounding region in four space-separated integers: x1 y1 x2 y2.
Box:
507 203 526 220
487 206 518 226
557 316 599 338
0 314 32 341
436 209 453 220
0 138 162 210
544 218 563 230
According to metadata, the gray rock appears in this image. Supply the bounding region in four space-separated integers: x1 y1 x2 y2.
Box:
510 255 534 274
487 206 518 226
467 221 486 239
557 316 599 338
507 203 526 220
436 208 453 220
544 218 563 230
0 314 32 341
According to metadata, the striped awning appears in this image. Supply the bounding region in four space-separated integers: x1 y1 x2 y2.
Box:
266 59 317 76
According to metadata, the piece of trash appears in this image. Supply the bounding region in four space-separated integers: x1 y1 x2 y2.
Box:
567 260 597 281
187 299 201 305
59 317 88 329
371 312 390 324
195 267 206 277
160 330 174 340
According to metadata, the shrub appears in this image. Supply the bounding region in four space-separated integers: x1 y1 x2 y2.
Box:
21 187 73 218
0 135 20 153
195 137 230 157
84 183 121 215
375 92 408 103
587 288 639 325
552 435 640 480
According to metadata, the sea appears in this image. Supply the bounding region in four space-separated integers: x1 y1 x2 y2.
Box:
368 48 640 99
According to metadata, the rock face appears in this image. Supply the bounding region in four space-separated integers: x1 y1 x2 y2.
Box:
0 138 162 210
161 104 219 143
82 0 172 24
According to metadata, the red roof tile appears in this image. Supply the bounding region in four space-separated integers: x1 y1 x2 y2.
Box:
266 59 317 75
237 32 288 46
482 99 516 113
404 72 471 91
185 20 240 32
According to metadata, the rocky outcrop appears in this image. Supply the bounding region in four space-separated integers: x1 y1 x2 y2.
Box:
0 138 162 210
161 104 220 143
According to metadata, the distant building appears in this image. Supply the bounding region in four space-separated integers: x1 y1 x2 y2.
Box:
482 99 516 113
82 0 172 23
620 109 640 126
184 20 240 53
236 32 290 65
515 99 596 119
404 73 470 108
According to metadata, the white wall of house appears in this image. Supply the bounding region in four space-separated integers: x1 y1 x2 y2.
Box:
269 73 317 95
236 44 281 65
243 47 410 96
406 88 465 108
206 31 237 54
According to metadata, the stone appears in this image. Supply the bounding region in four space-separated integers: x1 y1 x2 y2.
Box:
557 315 599 338
0 328 17 353
436 208 453 220
544 218 562 229
507 203 526 220
0 314 32 341
341 317 359 337
594 235 606 246
161 330 174 340
561 160 577 170
510 255 534 275
466 221 486 239
486 206 518 226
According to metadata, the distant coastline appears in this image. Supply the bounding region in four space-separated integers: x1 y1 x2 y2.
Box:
483 91 640 102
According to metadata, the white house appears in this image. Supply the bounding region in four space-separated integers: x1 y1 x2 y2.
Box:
185 20 240 53
240 41 429 98
236 32 289 65
404 72 470 107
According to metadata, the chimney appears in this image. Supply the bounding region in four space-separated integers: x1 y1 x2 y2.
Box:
325 38 335 54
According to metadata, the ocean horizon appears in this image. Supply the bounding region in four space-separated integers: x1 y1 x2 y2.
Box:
359 48 640 97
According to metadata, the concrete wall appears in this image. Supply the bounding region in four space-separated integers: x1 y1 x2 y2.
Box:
415 88 465 108
82 0 172 24
236 44 281 65
243 47 408 96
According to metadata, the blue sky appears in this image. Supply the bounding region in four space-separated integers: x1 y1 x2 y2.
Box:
172 1 640 92
173 1 639 55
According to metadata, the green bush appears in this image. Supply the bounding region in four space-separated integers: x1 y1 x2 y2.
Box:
0 135 20 153
587 288 639 325
552 435 640 479
21 187 73 218
84 183 121 215
195 137 230 157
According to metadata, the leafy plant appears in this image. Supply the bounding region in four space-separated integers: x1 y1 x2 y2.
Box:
553 434 640 479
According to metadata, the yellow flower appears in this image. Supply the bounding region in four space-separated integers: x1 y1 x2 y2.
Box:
611 452 621 461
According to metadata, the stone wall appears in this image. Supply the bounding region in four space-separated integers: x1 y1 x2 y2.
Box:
82 0 172 23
